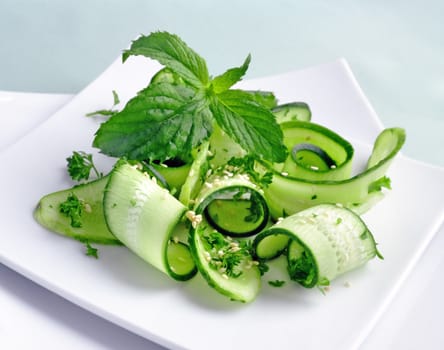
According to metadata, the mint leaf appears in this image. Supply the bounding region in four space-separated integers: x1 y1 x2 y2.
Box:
93 82 212 162
211 90 287 163
123 31 209 88
95 32 287 164
212 54 251 93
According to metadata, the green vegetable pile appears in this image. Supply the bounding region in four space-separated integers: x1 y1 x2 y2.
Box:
34 31 405 303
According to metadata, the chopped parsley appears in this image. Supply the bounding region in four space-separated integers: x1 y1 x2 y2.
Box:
85 241 99 259
66 151 102 181
268 280 286 287
227 156 273 188
201 230 253 278
59 193 84 228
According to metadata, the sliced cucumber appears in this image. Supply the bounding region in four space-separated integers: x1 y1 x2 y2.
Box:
179 141 210 207
166 241 197 281
246 90 278 110
189 223 261 302
103 161 196 280
278 121 354 181
194 172 269 237
272 102 311 123
261 127 405 218
142 160 191 196
34 175 120 244
253 204 379 287
291 143 337 171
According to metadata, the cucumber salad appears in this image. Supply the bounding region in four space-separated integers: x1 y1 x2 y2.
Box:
34 31 405 303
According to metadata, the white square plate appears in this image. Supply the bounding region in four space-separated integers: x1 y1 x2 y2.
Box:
1 57 443 350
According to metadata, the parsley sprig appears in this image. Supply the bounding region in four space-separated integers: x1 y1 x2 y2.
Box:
66 151 102 181
93 31 287 164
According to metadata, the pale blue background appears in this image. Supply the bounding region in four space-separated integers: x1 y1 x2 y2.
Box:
0 0 443 165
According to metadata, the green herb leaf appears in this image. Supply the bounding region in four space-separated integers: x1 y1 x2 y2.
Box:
112 90 120 105
212 54 251 93
93 83 213 162
59 193 83 228
123 31 209 88
86 90 120 118
66 151 101 181
211 90 287 162
227 156 273 188
268 280 286 287
95 31 286 164
85 241 99 259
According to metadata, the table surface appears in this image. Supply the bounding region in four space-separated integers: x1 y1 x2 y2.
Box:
1 1 443 349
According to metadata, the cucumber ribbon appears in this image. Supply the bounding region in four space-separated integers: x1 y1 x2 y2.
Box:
258 123 406 218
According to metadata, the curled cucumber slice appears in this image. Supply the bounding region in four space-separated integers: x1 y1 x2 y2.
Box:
260 127 405 218
254 204 380 288
193 172 269 237
103 161 196 281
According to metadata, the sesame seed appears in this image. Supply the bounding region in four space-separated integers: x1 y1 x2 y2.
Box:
83 203 92 213
310 166 319 171
281 172 289 177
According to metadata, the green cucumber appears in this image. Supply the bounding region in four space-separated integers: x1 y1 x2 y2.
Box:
272 102 311 123
278 121 354 181
103 161 196 281
261 127 405 218
291 143 337 171
208 125 246 169
179 141 211 207
189 223 261 302
253 204 379 287
166 241 197 281
194 172 269 237
142 160 191 196
34 175 120 244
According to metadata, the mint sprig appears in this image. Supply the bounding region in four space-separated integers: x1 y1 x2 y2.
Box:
94 31 287 163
